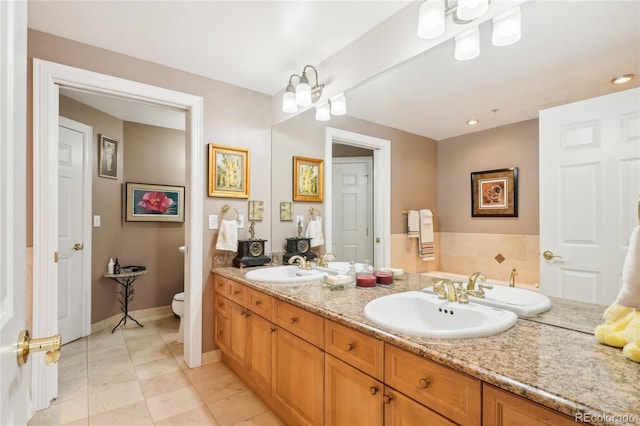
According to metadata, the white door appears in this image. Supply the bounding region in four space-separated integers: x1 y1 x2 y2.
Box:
539 88 640 304
1 1 30 424
332 158 373 262
58 117 92 344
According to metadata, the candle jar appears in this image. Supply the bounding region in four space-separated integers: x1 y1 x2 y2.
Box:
356 273 377 288
375 270 394 285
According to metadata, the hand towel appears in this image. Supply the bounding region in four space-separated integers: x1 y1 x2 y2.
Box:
215 219 238 251
407 210 419 238
595 224 640 362
419 209 435 261
305 216 325 248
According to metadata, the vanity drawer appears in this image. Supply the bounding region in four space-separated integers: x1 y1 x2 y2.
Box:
384 344 481 426
325 320 383 380
246 287 273 319
214 274 228 296
227 280 246 305
215 293 229 316
274 300 324 348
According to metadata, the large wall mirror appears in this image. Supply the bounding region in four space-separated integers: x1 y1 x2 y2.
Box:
270 0 640 303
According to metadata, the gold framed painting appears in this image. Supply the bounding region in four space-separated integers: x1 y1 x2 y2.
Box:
293 156 323 202
208 144 250 198
471 167 518 217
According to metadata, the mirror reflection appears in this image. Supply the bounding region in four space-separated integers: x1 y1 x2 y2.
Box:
271 0 640 305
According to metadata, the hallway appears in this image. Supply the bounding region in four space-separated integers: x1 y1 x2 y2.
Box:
28 317 282 425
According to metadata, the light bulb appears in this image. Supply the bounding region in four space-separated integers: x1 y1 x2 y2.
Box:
315 102 330 121
330 94 347 116
457 0 488 21
296 73 312 106
417 0 445 40
455 27 480 61
492 6 521 47
282 86 298 113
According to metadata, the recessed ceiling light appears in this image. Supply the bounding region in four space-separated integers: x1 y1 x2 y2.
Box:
611 74 634 85
466 118 479 125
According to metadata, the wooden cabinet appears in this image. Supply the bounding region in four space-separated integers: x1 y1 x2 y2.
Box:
272 326 324 426
383 387 455 426
246 310 273 397
274 299 324 347
325 320 384 381
325 354 383 426
214 310 228 352
385 344 481 426
228 301 249 366
483 384 576 426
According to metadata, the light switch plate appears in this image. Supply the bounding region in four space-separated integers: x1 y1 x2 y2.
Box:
237 213 245 229
208 215 218 230
93 215 101 227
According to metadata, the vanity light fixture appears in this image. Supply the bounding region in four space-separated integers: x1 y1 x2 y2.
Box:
418 0 446 39
315 101 331 121
281 65 324 113
330 93 347 116
492 6 521 46
455 27 480 61
457 0 489 21
611 74 634 85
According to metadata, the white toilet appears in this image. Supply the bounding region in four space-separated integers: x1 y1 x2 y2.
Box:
172 291 185 343
172 245 187 343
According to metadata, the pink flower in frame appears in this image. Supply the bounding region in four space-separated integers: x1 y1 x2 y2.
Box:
137 191 174 214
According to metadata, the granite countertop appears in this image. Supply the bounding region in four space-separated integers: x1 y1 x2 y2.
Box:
214 266 640 426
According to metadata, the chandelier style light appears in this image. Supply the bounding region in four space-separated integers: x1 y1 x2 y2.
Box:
282 65 346 121
417 0 522 61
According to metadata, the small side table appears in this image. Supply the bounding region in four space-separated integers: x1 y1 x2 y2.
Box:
103 268 147 333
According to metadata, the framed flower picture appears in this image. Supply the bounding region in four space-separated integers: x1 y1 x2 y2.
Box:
125 182 185 222
471 167 518 217
208 144 250 198
293 156 324 202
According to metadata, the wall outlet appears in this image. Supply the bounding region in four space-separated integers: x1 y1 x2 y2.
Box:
208 214 218 230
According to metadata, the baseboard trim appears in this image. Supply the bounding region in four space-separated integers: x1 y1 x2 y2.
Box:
90 305 173 334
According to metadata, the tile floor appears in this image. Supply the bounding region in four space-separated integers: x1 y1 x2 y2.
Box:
28 317 284 426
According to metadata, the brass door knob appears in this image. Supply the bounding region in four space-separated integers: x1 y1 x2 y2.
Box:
542 250 562 260
17 330 61 366
73 243 84 251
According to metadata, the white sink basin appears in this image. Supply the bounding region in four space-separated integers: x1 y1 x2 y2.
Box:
244 265 323 284
421 273 551 317
363 291 517 339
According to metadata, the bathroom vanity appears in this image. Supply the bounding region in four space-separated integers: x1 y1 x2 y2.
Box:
212 267 640 425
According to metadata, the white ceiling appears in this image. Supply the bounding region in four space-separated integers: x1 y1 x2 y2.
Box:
31 1 640 140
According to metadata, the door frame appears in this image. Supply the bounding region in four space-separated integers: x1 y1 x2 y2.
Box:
32 59 204 410
332 156 374 262
58 116 93 342
324 127 390 267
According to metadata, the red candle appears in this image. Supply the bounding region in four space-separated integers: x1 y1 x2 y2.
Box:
375 271 394 285
356 273 377 288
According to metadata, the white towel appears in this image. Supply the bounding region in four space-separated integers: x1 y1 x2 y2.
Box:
305 216 325 248
615 225 640 309
215 219 238 251
419 209 435 261
407 210 419 238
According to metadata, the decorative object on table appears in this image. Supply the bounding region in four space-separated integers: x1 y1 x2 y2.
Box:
103 266 147 333
419 209 435 261
98 134 119 179
280 202 293 221
216 204 239 251
107 257 114 274
470 167 518 217
208 144 249 198
233 238 271 268
283 237 316 263
293 156 323 202
305 207 324 248
595 199 640 362
114 258 120 274
125 182 185 222
248 200 264 221
321 274 354 290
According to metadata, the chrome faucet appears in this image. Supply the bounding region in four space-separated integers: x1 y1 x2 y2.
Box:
317 252 336 268
433 279 468 303
509 268 518 287
288 255 309 270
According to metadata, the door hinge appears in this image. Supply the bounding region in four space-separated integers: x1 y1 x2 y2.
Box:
54 252 59 263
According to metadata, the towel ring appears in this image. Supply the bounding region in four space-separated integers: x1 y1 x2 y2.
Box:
221 204 239 221
308 207 321 220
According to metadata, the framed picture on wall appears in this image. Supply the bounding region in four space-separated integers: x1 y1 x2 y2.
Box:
293 156 324 202
125 182 185 222
98 135 119 179
471 167 518 217
208 144 250 198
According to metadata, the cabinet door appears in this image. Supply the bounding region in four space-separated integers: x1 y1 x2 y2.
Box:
325 354 383 426
228 301 248 367
384 388 455 426
246 311 273 396
273 326 324 426
483 384 576 426
214 311 229 353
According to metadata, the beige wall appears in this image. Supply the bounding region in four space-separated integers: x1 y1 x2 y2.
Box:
29 30 273 352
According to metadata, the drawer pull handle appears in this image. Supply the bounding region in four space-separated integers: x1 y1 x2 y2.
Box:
233 290 240 295
290 316 298 324
346 343 356 351
369 386 379 395
255 300 262 306
419 378 431 388
217 331 223 335
270 327 277 333
383 394 393 404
